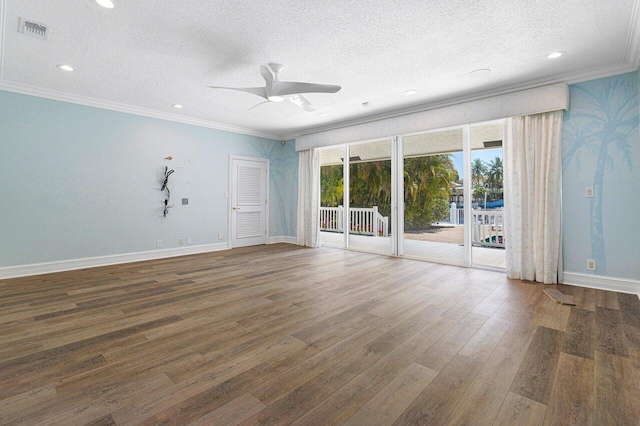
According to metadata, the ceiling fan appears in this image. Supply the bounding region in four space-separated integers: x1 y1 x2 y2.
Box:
208 63 341 112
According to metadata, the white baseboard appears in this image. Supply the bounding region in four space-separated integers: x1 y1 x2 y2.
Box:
561 272 640 297
0 243 229 280
268 236 297 245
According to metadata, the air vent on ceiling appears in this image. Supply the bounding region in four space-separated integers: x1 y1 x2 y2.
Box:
17 18 49 41
483 140 502 148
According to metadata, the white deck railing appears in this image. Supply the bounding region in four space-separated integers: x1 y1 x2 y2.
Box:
472 209 504 248
319 206 344 233
320 205 502 247
319 206 388 237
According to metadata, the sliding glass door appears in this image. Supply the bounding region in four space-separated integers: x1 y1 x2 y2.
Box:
319 140 393 254
402 127 465 266
347 139 393 255
470 122 506 268
319 146 346 248
318 120 506 270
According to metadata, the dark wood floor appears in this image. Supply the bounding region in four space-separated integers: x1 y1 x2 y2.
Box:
1 244 639 425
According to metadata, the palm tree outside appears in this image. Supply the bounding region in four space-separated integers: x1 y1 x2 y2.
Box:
487 156 504 200
471 158 487 187
320 154 457 233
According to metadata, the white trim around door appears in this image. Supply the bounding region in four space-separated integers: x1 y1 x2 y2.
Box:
228 155 270 249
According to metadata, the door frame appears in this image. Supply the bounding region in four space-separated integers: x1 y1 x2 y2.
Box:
468 119 507 271
227 155 270 249
396 123 468 266
319 119 513 271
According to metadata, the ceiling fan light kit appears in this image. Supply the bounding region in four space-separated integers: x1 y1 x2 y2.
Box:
208 63 341 112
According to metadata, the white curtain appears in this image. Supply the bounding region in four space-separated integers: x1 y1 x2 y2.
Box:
504 111 563 284
296 149 320 247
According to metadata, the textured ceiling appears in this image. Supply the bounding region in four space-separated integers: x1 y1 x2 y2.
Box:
1 0 638 139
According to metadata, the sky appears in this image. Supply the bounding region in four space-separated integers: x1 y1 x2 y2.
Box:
451 148 502 180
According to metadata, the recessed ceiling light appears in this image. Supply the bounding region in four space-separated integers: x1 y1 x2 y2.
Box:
56 64 74 72
547 51 565 59
318 113 328 117
96 0 114 8
172 104 183 109
405 90 418 95
469 69 491 78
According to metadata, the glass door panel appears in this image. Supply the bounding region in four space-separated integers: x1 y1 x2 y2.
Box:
470 123 506 268
402 128 465 266
348 139 392 255
319 146 345 247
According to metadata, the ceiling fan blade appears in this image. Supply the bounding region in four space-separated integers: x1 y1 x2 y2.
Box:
260 65 273 96
271 81 341 97
249 100 271 110
207 86 268 99
288 94 317 112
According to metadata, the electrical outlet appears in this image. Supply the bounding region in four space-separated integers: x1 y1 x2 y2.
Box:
218 232 223 240
179 238 184 246
157 240 163 248
187 237 192 244
585 186 594 198
587 259 596 271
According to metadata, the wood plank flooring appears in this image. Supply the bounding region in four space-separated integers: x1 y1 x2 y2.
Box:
0 244 639 425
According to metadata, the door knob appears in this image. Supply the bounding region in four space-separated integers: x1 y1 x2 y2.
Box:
232 207 239 210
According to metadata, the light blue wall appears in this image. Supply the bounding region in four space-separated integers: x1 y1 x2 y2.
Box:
562 71 640 280
5 74 637 279
0 91 298 267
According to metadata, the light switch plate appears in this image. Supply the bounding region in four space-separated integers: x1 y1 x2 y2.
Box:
585 187 594 198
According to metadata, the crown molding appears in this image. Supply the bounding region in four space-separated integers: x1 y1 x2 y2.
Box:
283 61 637 140
625 0 640 69
2 60 631 144
0 0 638 141
286 5 640 140
0 80 285 140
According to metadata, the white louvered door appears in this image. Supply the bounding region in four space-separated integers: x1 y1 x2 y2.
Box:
230 157 268 248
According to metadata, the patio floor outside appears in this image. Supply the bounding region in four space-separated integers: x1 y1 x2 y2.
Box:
320 228 506 268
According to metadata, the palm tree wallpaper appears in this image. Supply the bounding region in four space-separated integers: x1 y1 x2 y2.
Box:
252 139 298 237
562 71 639 279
